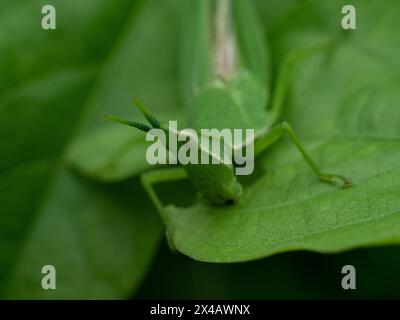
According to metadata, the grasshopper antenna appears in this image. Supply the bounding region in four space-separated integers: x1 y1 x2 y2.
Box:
102 114 151 132
103 98 168 133
133 98 161 129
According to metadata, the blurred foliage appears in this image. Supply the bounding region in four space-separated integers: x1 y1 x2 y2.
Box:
0 0 167 298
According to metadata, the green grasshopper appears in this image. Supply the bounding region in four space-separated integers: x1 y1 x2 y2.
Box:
105 0 351 207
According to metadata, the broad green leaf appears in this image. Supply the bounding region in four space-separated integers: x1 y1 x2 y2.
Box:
0 0 181 298
156 0 400 262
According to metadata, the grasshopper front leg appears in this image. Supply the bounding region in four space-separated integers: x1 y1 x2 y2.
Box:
141 167 188 212
255 122 352 188
141 167 188 252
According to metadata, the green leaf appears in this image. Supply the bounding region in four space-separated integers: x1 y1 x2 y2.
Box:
68 125 153 182
0 0 181 298
156 0 400 262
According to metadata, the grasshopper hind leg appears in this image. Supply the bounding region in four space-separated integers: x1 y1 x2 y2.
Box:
255 122 352 188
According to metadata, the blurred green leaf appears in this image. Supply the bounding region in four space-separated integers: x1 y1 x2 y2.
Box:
157 0 400 262
68 126 152 182
0 0 181 298
68 0 184 182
